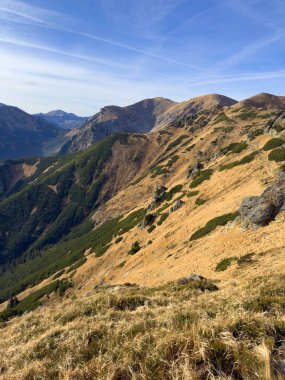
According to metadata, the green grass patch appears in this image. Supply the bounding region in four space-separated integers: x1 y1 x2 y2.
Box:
0 280 72 321
128 241 141 255
190 211 239 241
187 190 199 198
185 144 195 152
195 198 207 206
238 109 257 120
219 151 258 171
263 138 284 151
147 225 156 233
212 112 231 125
221 142 248 155
215 257 237 272
117 261 126 268
268 148 285 162
66 257 87 273
157 213 169 226
189 169 213 188
115 236 123 244
165 135 189 153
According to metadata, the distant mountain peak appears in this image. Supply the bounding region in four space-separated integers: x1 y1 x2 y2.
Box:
234 93 285 110
36 110 88 130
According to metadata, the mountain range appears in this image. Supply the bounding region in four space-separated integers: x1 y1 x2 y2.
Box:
36 109 88 130
0 92 285 379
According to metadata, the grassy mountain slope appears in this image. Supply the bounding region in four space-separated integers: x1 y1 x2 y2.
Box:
62 94 237 153
1 95 285 379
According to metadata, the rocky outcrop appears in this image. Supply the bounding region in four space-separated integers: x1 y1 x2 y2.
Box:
170 199 185 212
147 185 167 210
264 112 285 136
240 171 285 228
187 162 203 179
62 94 237 153
141 214 156 229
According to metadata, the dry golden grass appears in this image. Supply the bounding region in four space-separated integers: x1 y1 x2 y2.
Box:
1 272 285 379
1 105 285 379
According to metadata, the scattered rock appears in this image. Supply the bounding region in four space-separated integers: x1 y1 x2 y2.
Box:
264 112 285 136
170 199 185 212
194 151 204 159
240 172 285 228
147 185 167 210
141 213 156 229
187 161 203 179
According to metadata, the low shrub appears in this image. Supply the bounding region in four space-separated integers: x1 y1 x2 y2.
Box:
212 112 231 125
189 169 213 188
221 142 248 155
195 198 207 206
263 138 284 151
268 148 285 162
187 190 199 198
215 257 237 272
66 258 87 273
157 213 169 225
219 151 258 171
190 211 239 241
128 241 141 255
147 225 156 233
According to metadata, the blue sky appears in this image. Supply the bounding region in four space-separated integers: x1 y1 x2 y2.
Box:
0 0 284 115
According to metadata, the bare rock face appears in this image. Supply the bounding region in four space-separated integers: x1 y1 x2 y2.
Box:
170 199 185 212
62 94 237 153
240 171 285 228
187 162 203 179
141 213 156 229
147 185 167 210
264 111 285 136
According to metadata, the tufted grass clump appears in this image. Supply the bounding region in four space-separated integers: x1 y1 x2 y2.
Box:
1 274 285 379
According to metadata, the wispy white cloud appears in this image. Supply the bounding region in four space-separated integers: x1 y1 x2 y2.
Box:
0 35 130 70
0 0 201 70
186 70 285 86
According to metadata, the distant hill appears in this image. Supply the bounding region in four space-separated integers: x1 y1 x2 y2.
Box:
0 104 67 160
234 92 285 110
36 110 88 130
62 94 237 153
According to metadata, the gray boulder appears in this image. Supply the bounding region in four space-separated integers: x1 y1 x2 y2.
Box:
170 199 185 212
187 161 203 179
147 185 167 210
240 172 285 228
141 213 156 229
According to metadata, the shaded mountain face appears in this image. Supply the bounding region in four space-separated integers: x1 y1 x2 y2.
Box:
37 110 88 130
62 94 238 153
0 104 66 160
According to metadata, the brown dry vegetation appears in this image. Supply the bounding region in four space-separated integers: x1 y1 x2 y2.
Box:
1 100 285 379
